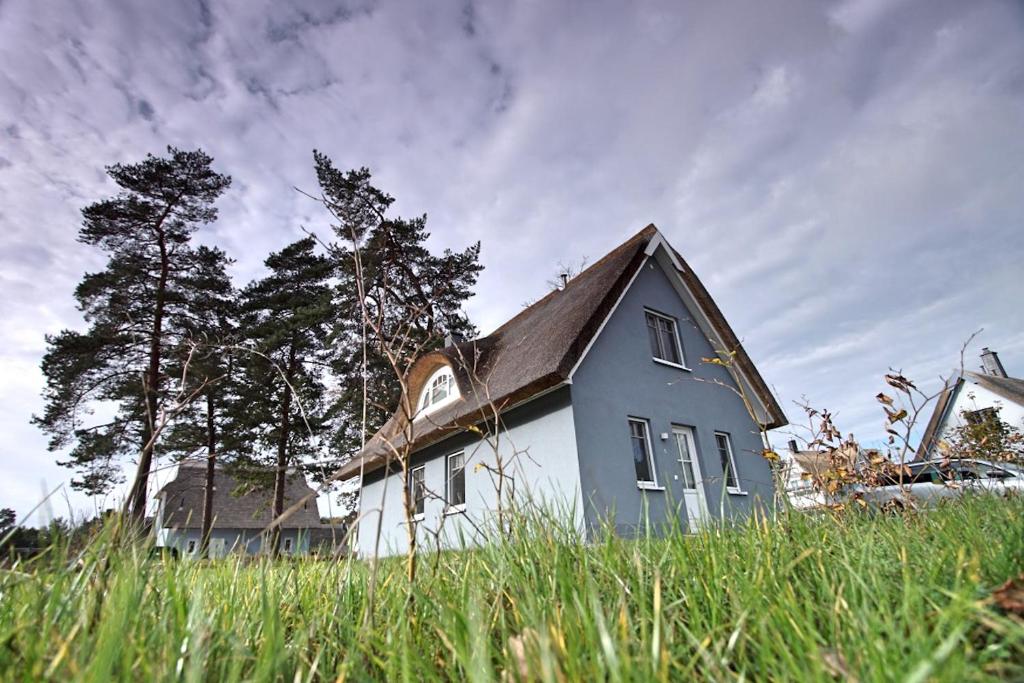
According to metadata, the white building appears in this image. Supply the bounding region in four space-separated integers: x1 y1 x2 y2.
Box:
916 348 1024 461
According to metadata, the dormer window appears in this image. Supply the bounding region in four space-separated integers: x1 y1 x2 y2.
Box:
417 366 459 417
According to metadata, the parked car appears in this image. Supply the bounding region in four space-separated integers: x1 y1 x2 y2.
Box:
852 459 1023 508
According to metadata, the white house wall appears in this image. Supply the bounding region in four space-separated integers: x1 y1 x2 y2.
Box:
356 386 583 558
935 379 1024 446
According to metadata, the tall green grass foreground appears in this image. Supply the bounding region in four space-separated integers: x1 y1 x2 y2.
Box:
1 496 1023 682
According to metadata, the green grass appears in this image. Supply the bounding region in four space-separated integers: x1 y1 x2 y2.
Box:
1 495 1023 682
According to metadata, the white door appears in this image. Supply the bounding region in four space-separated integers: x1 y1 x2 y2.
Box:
673 426 709 532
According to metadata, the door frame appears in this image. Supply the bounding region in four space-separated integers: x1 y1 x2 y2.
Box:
671 425 710 530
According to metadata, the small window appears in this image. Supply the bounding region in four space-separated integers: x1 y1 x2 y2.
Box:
283 537 293 553
410 466 426 517
964 407 999 426
645 310 683 366
418 367 459 415
715 432 740 491
186 539 197 555
446 452 466 509
629 418 658 485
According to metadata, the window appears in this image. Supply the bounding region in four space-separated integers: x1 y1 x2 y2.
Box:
410 466 426 518
645 310 684 366
418 367 459 416
714 432 741 492
446 452 466 509
283 537 293 553
965 407 999 426
186 539 197 555
628 418 658 486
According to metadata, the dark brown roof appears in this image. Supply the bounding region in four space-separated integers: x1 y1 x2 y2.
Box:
338 224 787 480
157 462 323 529
966 371 1024 407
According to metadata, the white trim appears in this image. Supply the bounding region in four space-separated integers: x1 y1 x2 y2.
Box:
714 431 747 495
409 464 426 518
445 451 466 509
415 366 460 420
443 504 467 516
643 231 684 272
567 255 649 380
628 417 660 487
652 358 693 372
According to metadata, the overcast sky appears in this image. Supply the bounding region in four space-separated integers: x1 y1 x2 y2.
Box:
2 0 1023 523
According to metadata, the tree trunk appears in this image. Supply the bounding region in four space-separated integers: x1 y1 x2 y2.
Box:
200 391 216 558
271 343 297 557
126 230 169 521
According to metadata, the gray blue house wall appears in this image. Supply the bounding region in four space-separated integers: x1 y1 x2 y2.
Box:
570 256 775 536
357 386 583 557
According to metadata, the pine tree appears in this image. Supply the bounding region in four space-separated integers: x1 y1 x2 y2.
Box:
312 153 483 462
229 237 334 553
33 147 231 520
162 245 237 556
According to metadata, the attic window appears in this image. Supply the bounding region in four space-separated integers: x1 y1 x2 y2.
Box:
645 309 686 368
417 366 459 417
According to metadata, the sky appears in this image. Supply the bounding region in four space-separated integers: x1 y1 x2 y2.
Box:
1 0 1023 524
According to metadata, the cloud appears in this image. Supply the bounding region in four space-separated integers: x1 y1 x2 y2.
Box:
1 0 1023 519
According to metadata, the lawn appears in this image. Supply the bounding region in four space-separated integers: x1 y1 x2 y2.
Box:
1 495 1022 681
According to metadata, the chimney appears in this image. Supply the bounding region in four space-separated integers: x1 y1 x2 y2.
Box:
443 332 462 348
559 272 569 289
787 439 799 454
980 347 1008 378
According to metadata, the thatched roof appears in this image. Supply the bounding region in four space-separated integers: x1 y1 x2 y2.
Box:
338 224 787 481
157 461 323 530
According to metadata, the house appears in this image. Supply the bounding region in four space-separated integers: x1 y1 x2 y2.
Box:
339 225 787 557
153 461 325 557
780 439 870 509
916 348 1024 461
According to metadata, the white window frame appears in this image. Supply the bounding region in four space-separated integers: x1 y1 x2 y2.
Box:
283 537 294 553
416 366 460 418
628 418 664 490
185 539 197 555
410 465 426 521
644 308 689 370
714 432 746 495
445 451 467 513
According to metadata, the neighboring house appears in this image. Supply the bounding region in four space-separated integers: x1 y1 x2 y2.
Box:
916 348 1024 461
780 440 869 509
340 225 787 557
154 462 325 557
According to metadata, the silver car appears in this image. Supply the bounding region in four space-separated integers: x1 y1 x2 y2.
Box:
853 458 1023 508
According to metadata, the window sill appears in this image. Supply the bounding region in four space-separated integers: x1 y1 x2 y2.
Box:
652 358 693 372
443 504 466 516
637 482 666 492
726 488 749 496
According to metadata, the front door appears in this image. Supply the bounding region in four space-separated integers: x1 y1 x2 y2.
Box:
673 426 709 532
